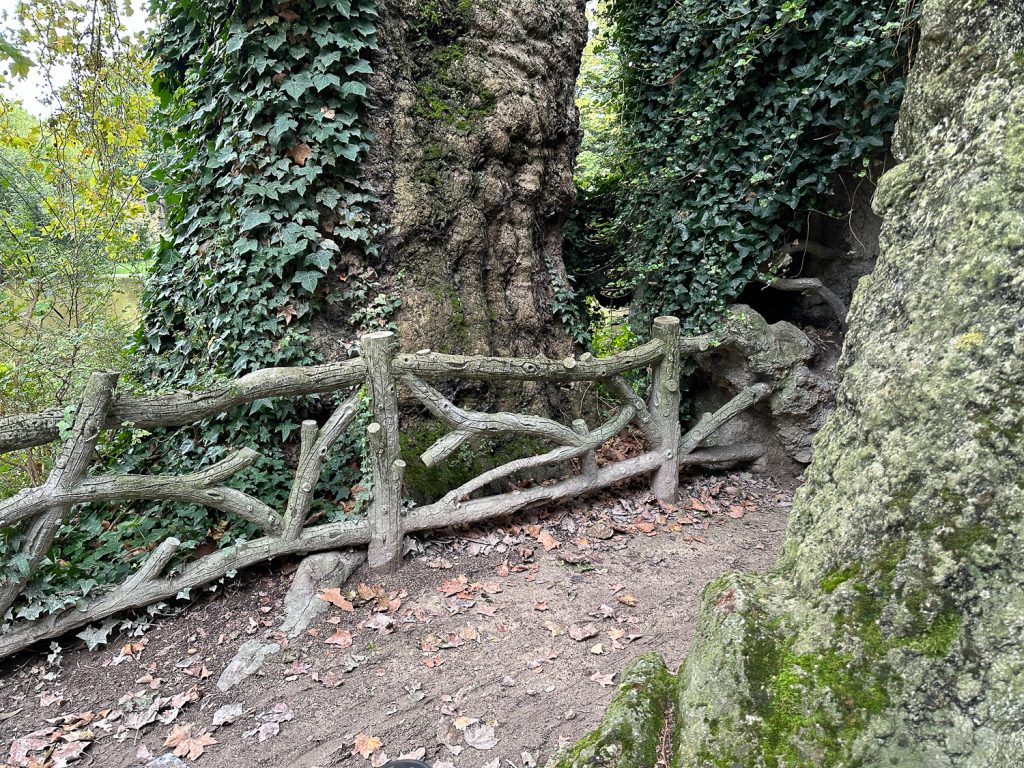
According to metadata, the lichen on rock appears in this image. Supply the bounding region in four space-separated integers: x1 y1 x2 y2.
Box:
552 0 1024 765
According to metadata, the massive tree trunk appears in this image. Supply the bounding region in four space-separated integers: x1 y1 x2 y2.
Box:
316 0 586 360
553 1 1024 765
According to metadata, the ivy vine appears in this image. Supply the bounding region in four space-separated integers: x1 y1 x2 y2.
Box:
5 0 386 616
571 0 919 334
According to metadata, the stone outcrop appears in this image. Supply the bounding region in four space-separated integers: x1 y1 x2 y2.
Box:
693 305 837 471
552 1 1024 765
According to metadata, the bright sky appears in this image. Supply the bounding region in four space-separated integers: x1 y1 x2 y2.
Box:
0 0 153 117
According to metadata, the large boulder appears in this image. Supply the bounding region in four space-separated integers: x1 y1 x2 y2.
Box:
552 0 1024 765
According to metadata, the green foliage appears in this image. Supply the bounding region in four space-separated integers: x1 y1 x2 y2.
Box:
0 0 155 494
0 0 156 619
102 0 382 594
571 0 920 334
140 0 379 383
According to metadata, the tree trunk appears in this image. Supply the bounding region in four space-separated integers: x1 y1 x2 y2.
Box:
552 1 1024 766
316 0 586 360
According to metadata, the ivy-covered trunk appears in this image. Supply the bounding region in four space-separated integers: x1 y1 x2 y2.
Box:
552 0 1024 765
321 0 586 359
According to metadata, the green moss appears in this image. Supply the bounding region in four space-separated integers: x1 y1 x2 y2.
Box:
820 562 861 594
400 421 549 502
908 610 963 659
552 654 674 768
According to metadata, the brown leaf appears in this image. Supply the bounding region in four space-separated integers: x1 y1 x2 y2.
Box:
589 672 616 688
542 620 565 637
164 724 218 761
439 576 469 597
617 593 637 607
319 588 354 611
535 530 560 551
533 601 549 612
324 629 353 648
353 733 384 759
568 623 598 642
475 603 497 617
727 505 745 519
287 142 312 166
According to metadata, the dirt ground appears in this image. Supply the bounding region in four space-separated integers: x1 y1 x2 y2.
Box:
0 471 793 768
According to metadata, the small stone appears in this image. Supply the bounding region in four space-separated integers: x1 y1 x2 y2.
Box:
146 756 189 768
216 640 280 692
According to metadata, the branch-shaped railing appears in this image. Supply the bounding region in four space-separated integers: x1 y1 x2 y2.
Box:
0 317 774 659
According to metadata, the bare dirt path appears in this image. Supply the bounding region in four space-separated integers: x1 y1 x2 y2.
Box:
1 472 792 768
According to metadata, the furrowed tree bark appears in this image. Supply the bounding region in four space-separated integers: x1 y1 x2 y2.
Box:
347 0 588 362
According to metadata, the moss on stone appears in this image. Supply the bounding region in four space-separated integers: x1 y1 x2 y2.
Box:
550 654 675 768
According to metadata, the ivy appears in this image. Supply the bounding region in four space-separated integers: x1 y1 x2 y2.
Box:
6 0 386 611
122 0 381 506
572 0 919 334
141 0 379 382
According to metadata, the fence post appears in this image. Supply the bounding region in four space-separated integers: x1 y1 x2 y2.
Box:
361 331 405 571
572 418 598 481
649 316 681 503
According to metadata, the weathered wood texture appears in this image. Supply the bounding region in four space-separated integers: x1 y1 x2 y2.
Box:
0 318 778 658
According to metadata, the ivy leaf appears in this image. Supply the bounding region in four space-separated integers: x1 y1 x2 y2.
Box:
293 270 323 292
341 81 367 98
313 72 341 91
268 113 298 146
77 621 116 651
282 72 314 100
239 210 272 232
345 59 372 75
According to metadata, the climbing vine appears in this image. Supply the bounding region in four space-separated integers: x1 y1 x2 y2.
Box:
21 0 387 611
571 0 919 334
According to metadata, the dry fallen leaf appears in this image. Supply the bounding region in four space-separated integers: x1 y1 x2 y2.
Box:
463 722 499 750
353 733 384 759
163 724 218 761
211 703 243 727
288 142 312 166
319 588 355 612
569 623 599 642
617 594 637 607
590 643 605 655
453 716 479 731
325 629 354 648
590 671 616 688
535 530 560 551
543 620 565 637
